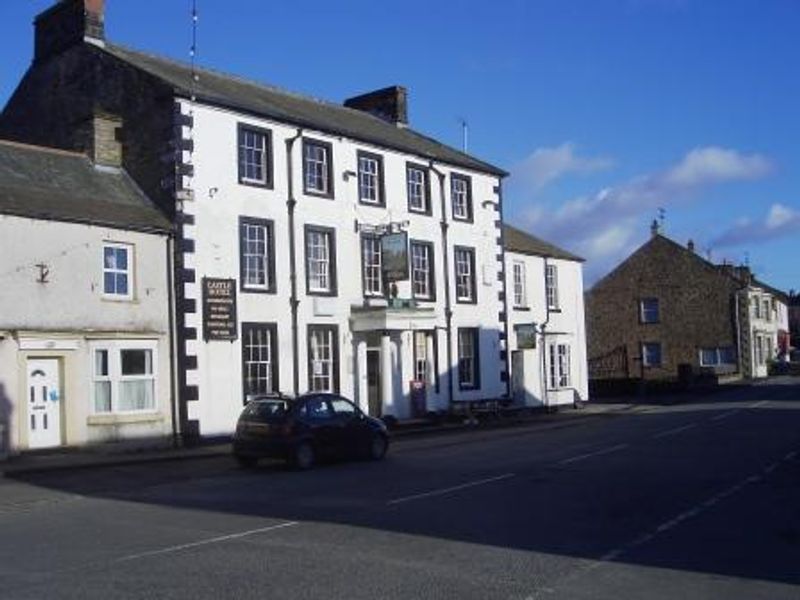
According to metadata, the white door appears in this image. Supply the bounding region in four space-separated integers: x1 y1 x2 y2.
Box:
27 359 62 449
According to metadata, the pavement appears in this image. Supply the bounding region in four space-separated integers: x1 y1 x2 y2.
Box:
1 400 638 477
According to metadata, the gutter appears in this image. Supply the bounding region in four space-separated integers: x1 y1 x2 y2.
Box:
286 128 304 395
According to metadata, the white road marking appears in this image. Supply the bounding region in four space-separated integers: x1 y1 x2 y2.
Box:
387 473 516 506
557 444 629 465
710 409 740 421
115 521 299 562
750 400 769 408
653 423 698 439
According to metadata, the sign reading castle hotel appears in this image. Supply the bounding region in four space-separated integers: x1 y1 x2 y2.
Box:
202 278 238 342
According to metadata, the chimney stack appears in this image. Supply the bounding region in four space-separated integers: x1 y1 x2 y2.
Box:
650 219 660 237
344 86 408 127
35 0 105 63
687 239 695 252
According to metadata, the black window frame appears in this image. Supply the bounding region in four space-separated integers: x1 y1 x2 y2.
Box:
453 245 477 304
307 324 340 393
450 172 473 222
360 233 385 299
356 150 385 207
238 216 276 294
406 162 432 216
304 225 338 297
302 137 335 199
237 124 274 189
241 322 279 403
457 327 481 391
409 239 436 302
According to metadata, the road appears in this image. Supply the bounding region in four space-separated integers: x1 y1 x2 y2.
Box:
1 379 798 599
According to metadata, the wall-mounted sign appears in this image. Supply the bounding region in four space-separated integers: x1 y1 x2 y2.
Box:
381 231 409 282
514 323 537 349
202 277 238 341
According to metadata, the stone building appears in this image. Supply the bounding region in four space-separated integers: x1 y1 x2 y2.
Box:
586 223 788 384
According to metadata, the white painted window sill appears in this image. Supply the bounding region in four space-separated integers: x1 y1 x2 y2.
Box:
87 412 164 426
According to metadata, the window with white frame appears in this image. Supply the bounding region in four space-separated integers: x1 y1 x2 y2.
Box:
642 342 662 367
512 261 526 307
306 226 336 294
752 297 761 319
414 331 428 383
239 218 273 292
407 164 429 214
92 342 156 413
308 325 337 392
763 299 771 321
237 125 272 186
454 246 476 303
361 235 383 297
103 243 132 299
450 173 472 221
358 151 383 205
411 241 434 300
699 346 736 367
640 298 659 323
241 323 278 400
548 343 571 389
458 328 480 389
303 139 332 196
545 263 559 310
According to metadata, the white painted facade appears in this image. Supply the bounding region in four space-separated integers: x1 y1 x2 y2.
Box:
177 101 507 436
505 252 588 407
0 215 173 454
743 286 787 378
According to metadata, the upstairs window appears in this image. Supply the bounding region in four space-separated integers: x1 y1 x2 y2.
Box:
763 299 771 322
450 173 473 221
357 151 384 206
512 261 526 308
305 226 336 295
640 298 660 323
361 235 383 297
237 125 273 187
545 264 559 310
407 163 431 214
410 241 435 300
303 138 333 197
239 217 275 293
454 246 476 303
103 243 132 300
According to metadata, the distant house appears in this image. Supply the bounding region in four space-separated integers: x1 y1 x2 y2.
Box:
0 138 173 455
504 225 589 407
789 292 800 351
586 223 789 386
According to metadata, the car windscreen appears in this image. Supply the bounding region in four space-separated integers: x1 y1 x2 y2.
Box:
241 400 289 423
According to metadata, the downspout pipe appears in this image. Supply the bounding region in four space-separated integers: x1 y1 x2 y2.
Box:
166 231 180 448
429 161 454 410
286 128 303 396
540 256 553 411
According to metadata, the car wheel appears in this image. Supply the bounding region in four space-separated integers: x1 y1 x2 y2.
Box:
368 434 388 461
235 454 258 469
292 442 314 470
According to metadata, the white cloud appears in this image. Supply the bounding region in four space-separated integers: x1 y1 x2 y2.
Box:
511 142 614 192
712 203 800 248
515 146 775 285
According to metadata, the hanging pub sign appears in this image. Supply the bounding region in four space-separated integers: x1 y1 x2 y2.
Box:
514 323 537 349
202 277 238 341
381 231 409 282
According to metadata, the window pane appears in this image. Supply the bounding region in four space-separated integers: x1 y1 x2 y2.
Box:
94 381 111 413
121 349 152 376
95 350 109 376
119 379 154 411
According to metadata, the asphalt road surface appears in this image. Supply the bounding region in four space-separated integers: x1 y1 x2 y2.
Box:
1 380 798 599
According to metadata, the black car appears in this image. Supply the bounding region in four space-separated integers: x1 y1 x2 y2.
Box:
232 393 389 469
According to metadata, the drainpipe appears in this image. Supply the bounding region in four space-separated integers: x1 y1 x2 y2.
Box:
286 128 303 396
540 257 553 411
429 162 454 410
166 231 180 448
734 289 743 377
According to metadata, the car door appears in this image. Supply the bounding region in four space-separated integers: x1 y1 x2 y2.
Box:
330 396 369 457
303 396 339 458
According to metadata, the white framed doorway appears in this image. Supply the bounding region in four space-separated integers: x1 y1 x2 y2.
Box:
26 358 62 449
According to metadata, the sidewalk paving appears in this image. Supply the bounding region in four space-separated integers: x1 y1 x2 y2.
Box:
0 402 636 478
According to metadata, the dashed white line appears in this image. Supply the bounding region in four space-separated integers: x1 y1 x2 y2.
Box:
387 473 516 505
653 423 698 439
115 521 299 562
558 444 629 465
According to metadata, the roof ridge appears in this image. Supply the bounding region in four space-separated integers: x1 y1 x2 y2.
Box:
0 138 85 159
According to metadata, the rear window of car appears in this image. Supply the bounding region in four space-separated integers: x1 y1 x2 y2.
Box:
241 400 289 422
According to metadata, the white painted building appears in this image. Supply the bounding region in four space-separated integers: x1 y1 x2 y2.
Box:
504 225 589 408
0 139 174 455
741 285 789 378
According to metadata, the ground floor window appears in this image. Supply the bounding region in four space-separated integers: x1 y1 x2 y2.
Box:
642 342 662 367
457 328 480 390
92 341 157 413
549 343 571 389
699 346 736 367
308 325 339 392
241 322 279 401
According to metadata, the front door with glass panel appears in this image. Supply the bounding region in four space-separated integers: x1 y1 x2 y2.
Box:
27 358 62 449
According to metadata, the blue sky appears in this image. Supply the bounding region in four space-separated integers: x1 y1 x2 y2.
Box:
2 0 798 291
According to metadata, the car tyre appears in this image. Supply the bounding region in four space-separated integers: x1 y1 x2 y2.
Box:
368 434 388 461
292 442 314 470
235 454 258 469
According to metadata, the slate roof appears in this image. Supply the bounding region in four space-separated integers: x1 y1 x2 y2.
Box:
100 43 507 177
0 139 171 233
503 223 584 262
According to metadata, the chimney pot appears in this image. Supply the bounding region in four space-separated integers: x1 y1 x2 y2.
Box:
650 219 660 237
688 239 695 252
